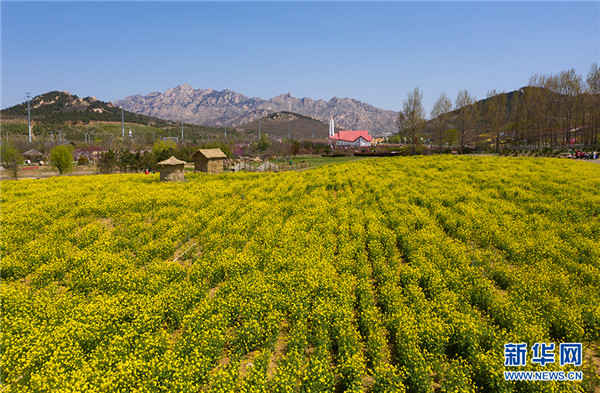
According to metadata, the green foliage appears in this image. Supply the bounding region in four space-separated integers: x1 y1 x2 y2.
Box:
97 148 187 174
265 111 314 121
97 150 118 174
49 145 74 175
139 151 156 172
387 133 402 143
152 140 177 163
152 139 177 153
0 144 24 179
76 156 89 166
176 143 232 163
443 128 459 146
1 122 28 136
257 134 271 151
117 150 138 173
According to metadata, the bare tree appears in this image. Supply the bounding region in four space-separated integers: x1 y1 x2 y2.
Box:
556 69 583 145
586 63 600 146
431 93 452 154
524 80 543 148
529 73 559 148
397 87 425 155
485 89 507 153
455 90 475 150
471 100 482 151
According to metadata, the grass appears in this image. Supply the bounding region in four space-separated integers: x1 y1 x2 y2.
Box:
278 155 366 168
92 122 165 137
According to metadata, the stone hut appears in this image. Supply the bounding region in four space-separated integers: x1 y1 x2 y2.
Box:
192 148 227 174
157 156 186 182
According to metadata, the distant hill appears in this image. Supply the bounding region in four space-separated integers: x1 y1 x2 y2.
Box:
114 85 398 135
423 87 542 135
238 111 344 140
1 91 170 126
419 85 600 147
0 91 231 142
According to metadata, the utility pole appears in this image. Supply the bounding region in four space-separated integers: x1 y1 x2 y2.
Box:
288 116 291 140
181 119 184 141
224 126 227 140
26 93 32 142
121 108 125 138
258 117 261 139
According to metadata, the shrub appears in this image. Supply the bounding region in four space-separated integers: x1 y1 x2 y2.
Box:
0 144 23 179
50 145 74 175
77 156 90 166
97 150 117 174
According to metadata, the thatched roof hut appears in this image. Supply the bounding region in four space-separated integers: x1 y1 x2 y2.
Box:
192 148 227 174
157 156 186 181
23 149 43 160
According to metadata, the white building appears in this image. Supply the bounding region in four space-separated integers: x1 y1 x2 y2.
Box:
329 116 372 147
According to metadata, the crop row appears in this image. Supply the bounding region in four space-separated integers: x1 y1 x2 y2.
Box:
1 156 599 392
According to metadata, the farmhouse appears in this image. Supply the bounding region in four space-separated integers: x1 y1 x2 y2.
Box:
330 130 373 147
157 156 186 181
193 148 227 174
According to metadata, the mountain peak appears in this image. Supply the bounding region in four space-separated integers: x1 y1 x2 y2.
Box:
168 84 194 94
116 86 398 134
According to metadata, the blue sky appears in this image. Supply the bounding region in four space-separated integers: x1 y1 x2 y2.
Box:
2 1 599 116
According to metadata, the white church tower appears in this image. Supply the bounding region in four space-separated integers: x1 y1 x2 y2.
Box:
329 114 334 138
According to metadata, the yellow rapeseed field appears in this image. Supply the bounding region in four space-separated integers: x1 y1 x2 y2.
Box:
1 156 599 392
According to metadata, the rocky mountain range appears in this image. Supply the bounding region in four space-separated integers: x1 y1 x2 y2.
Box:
114 84 398 135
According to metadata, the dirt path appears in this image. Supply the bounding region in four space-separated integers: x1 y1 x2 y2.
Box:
1 165 98 180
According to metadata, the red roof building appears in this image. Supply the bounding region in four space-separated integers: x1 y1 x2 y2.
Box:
330 130 373 147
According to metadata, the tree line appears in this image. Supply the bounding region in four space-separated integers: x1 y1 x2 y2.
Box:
96 141 234 174
396 64 600 153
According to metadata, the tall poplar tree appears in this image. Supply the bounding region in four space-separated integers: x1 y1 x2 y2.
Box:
397 87 425 155
585 63 600 146
455 90 475 150
431 93 452 154
485 89 507 152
